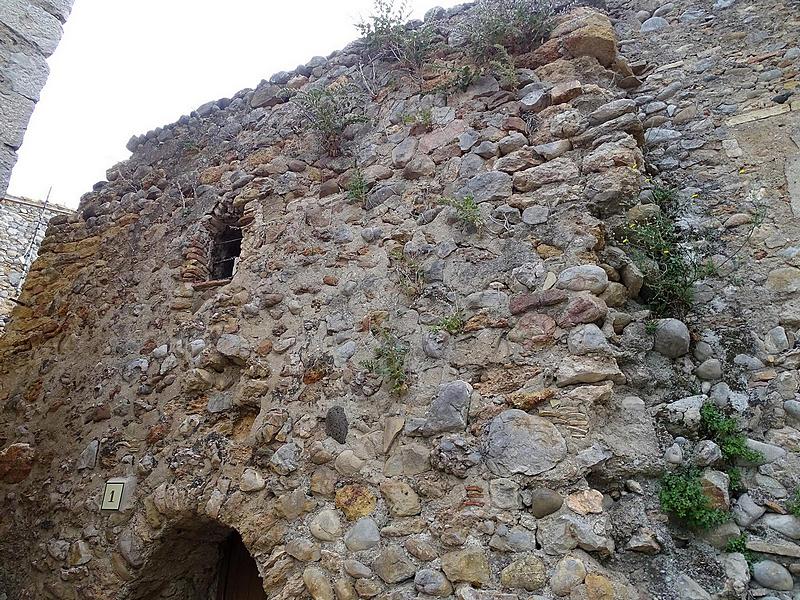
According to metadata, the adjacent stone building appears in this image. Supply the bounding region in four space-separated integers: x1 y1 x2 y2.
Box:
1 0 75 196
1 1 799 598
0 193 74 329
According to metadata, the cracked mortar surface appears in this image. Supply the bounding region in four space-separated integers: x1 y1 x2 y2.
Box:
1 0 800 599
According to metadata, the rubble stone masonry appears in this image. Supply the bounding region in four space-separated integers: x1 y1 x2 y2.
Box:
1 1 799 598
0 193 74 329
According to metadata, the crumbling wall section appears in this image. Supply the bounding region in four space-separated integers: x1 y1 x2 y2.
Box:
0 0 74 196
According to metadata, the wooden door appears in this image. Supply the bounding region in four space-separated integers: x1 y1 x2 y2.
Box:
216 532 268 600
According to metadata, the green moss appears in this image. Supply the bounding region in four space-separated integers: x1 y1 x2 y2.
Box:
659 467 730 529
787 489 800 518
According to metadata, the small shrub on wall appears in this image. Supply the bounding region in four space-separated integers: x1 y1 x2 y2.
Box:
356 0 438 76
460 0 556 67
285 84 368 156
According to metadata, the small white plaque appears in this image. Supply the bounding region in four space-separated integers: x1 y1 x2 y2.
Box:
101 481 125 511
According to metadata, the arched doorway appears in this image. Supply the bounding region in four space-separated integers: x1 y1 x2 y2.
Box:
216 531 267 600
126 517 267 600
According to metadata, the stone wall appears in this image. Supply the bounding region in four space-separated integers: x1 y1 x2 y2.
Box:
0 193 74 329
0 0 74 196
1 1 799 599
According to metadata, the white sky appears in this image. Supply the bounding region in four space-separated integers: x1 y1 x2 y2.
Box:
9 0 463 209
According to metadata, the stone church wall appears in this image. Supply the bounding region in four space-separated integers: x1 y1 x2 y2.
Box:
0 1 798 598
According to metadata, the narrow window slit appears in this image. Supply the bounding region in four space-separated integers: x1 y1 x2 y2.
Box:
210 224 242 280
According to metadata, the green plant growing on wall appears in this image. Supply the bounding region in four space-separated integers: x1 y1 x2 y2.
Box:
347 167 368 204
459 0 555 67
389 248 426 298
659 467 730 529
724 533 755 564
363 327 410 394
402 108 433 130
356 0 438 76
286 84 368 156
644 319 659 335
726 466 745 493
441 195 482 228
787 489 800 517
614 184 709 318
432 309 466 335
487 44 520 89
699 403 763 463
437 64 481 93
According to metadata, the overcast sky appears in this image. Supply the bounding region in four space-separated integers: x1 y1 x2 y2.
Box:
8 0 463 209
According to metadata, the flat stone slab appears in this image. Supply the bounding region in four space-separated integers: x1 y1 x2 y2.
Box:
725 104 790 126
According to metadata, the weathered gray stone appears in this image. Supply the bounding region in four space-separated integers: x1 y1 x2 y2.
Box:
555 356 624 386
441 548 490 585
306 506 340 541
456 171 513 203
556 265 609 294
344 517 380 551
373 544 416 583
522 205 550 225
732 494 765 527
653 319 690 358
239 468 265 492
641 16 669 32
519 86 551 112
752 560 793 591
513 158 579 192
589 99 638 125
533 139 571 160
415 569 452 596
380 480 421 516
484 410 567 476
303 566 335 600
550 556 586 596
392 136 417 167
499 555 546 591
761 514 800 540
489 524 536 552
420 380 471 435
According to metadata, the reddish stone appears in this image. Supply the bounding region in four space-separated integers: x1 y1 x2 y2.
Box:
323 275 339 286
523 39 562 68
319 179 340 198
508 313 557 348
509 289 568 315
551 80 583 104
502 116 528 132
84 404 111 423
0 443 35 484
557 293 608 327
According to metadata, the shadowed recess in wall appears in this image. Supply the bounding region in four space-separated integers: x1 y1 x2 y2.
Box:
126 517 266 600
